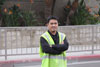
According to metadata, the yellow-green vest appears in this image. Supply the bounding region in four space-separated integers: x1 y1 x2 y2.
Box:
39 31 67 67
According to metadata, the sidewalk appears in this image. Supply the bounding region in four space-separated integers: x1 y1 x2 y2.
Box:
0 50 100 61
0 50 100 67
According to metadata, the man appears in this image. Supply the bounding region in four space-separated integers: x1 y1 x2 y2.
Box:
39 16 69 67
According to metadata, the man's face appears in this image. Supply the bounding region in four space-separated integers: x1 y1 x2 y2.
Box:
47 19 58 32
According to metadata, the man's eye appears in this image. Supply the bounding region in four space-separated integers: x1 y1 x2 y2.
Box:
50 23 57 25
51 23 53 25
54 23 57 24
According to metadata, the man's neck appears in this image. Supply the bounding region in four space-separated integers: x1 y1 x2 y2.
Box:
48 30 57 35
51 31 56 35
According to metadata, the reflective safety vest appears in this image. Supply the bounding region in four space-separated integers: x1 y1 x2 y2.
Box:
39 31 67 67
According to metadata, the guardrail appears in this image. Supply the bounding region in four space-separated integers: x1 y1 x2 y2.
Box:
0 25 100 60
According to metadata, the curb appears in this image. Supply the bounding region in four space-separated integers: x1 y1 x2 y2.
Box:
67 54 100 60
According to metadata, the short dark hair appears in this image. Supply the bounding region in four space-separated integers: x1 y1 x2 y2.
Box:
46 16 59 24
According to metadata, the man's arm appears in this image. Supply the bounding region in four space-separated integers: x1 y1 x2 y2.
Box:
40 37 62 55
52 37 69 52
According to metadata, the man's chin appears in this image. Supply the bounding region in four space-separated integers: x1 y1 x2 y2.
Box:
51 30 57 32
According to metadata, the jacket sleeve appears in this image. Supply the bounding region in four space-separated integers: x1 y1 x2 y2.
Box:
52 37 69 52
40 37 62 55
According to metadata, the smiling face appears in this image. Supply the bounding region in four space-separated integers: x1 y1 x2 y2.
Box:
47 19 58 33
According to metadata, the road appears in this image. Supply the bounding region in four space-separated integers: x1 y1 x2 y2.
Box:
68 60 100 67
1 54 100 67
14 60 100 67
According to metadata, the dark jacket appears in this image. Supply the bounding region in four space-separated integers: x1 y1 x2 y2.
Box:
40 31 69 55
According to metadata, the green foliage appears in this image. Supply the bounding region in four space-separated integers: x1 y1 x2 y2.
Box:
70 0 89 25
3 5 21 26
0 0 43 27
0 0 5 8
0 0 5 19
64 0 71 17
64 0 100 25
98 8 100 15
2 5 38 27
22 11 38 26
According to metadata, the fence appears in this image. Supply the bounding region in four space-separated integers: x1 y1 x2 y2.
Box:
0 25 100 60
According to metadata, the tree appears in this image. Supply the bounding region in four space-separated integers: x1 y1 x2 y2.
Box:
44 0 56 17
66 0 78 25
44 0 79 25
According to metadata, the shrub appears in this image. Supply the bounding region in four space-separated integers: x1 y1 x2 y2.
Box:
64 0 100 25
2 5 38 27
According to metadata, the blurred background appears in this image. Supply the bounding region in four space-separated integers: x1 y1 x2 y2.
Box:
0 0 100 26
0 0 100 67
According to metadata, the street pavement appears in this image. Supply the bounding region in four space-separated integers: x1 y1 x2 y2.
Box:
1 51 100 67
0 48 100 67
14 60 100 67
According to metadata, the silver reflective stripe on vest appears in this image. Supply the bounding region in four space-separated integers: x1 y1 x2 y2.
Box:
60 33 64 41
42 55 66 60
43 33 50 43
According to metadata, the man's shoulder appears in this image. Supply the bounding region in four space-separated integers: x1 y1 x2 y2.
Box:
58 32 65 35
40 31 49 40
41 31 48 36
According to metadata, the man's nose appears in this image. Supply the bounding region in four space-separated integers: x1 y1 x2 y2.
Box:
52 23 56 26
